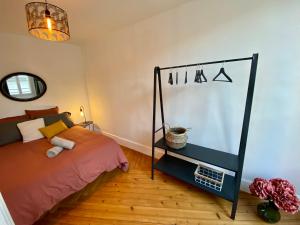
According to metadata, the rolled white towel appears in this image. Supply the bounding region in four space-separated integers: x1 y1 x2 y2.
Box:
51 136 75 150
47 146 64 158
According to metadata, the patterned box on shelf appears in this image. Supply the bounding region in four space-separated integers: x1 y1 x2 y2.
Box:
194 163 224 192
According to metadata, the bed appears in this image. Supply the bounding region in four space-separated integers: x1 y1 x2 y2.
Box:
0 126 128 225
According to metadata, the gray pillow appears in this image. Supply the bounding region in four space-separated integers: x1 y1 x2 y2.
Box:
43 112 74 128
0 119 28 146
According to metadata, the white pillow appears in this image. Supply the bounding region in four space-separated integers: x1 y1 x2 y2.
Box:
17 118 45 143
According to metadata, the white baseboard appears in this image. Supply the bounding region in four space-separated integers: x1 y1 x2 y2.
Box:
103 131 253 193
102 131 160 157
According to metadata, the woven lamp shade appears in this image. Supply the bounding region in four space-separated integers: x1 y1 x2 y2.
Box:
25 2 70 41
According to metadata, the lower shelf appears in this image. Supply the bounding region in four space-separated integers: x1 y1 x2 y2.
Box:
154 154 236 202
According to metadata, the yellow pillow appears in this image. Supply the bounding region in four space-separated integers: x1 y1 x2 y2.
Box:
39 120 68 139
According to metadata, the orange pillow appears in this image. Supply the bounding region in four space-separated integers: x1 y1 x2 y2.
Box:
25 107 59 119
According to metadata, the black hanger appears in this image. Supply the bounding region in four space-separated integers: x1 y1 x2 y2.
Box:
176 72 178 85
184 70 187 84
194 70 201 83
168 72 173 85
199 69 207 83
213 65 232 82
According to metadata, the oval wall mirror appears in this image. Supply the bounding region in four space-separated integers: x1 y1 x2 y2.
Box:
0 72 47 102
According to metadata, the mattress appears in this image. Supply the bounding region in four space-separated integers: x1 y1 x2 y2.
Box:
0 126 128 225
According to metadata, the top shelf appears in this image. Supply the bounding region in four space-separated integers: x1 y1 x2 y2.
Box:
154 138 239 172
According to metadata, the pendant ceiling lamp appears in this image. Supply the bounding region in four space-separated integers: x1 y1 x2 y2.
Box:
25 1 70 41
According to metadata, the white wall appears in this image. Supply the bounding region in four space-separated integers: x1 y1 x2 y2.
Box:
0 33 90 123
84 0 300 192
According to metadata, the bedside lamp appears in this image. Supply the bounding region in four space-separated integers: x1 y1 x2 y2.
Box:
80 105 86 123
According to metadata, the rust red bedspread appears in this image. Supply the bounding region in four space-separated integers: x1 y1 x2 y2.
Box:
0 126 128 225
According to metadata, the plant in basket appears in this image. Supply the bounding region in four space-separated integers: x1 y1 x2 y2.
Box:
249 178 299 223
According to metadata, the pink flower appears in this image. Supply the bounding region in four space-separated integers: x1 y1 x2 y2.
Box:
250 177 300 214
270 178 296 195
273 194 299 214
270 178 299 214
249 178 273 200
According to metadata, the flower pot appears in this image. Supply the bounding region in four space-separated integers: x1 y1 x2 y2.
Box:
257 201 281 223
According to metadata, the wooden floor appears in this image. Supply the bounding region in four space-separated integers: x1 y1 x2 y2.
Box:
36 147 300 225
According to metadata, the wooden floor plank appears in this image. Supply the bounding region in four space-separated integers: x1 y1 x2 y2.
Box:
35 146 300 225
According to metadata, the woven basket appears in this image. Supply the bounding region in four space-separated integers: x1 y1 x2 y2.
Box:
165 127 188 149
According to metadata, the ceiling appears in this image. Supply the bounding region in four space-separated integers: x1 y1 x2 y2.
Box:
0 0 192 45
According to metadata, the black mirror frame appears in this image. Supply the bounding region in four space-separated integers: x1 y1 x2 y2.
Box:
0 72 47 102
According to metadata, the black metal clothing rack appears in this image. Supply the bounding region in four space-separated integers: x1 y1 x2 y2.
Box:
151 53 259 219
